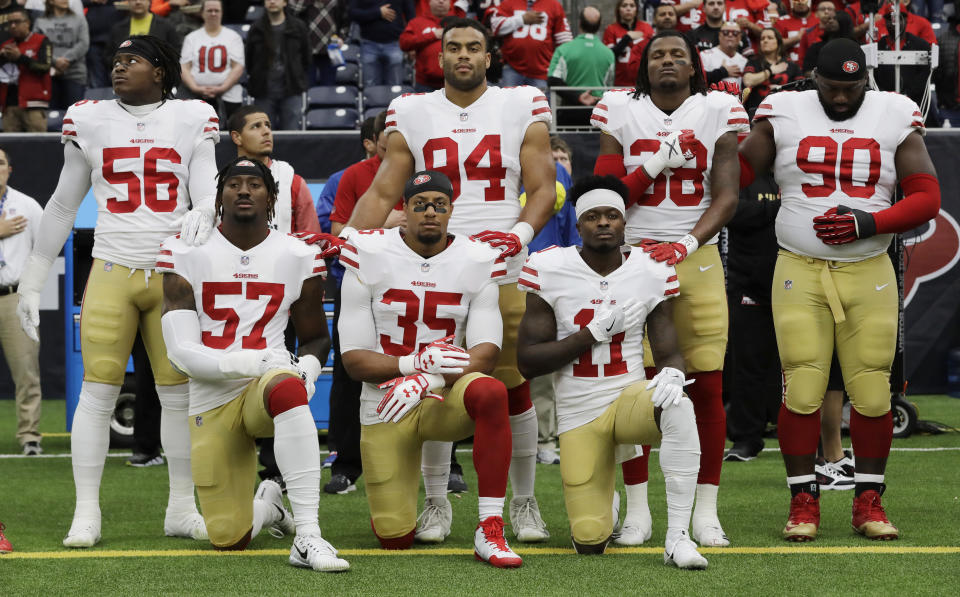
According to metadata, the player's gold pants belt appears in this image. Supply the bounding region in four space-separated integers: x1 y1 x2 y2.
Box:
777 250 850 324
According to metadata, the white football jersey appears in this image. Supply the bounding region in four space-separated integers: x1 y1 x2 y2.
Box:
180 27 245 103
754 90 923 261
269 159 295 233
156 229 325 415
519 246 679 434
62 99 220 269
384 85 552 283
591 90 749 244
699 48 747 87
339 228 504 425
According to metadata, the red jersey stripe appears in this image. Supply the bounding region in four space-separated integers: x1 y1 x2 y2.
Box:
339 255 359 269
155 261 175 269
532 107 550 116
518 278 540 291
727 118 749 125
591 114 608 124
664 287 679 296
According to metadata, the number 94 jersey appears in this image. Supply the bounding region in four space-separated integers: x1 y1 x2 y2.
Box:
754 90 923 262
62 99 220 269
591 90 749 245
518 246 678 434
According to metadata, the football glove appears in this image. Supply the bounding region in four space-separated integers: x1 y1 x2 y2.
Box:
812 205 877 245
398 335 470 376
292 227 356 258
16 254 52 342
641 234 699 266
296 354 323 401
218 348 299 379
180 207 215 246
470 222 534 258
646 367 691 409
642 130 695 178
709 80 741 100
376 373 444 423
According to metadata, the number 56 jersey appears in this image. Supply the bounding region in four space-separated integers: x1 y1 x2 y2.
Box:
754 90 923 261
591 90 748 245
156 229 325 415
62 99 220 269
518 246 679 434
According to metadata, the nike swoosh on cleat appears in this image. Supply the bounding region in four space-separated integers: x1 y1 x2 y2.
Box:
296 546 309 560
876 283 889 291
699 265 714 272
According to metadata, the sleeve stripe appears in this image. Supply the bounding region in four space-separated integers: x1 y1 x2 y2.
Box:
727 118 749 125
591 114 608 124
596 103 608 111
730 106 746 113
385 120 397 128
312 266 326 274
208 117 219 123
339 255 359 269
752 114 770 121
533 95 548 102
63 118 74 124
156 261 175 269
518 278 541 291
664 287 679 296
491 269 507 278
759 103 773 109
63 130 77 136
314 253 324 260
159 249 172 256
521 266 538 276
912 111 922 117
911 121 925 128
342 243 358 255
667 275 677 282
203 127 217 132
387 109 396 116
532 107 550 116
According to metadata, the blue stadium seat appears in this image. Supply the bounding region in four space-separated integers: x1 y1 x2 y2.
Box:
363 107 387 121
225 23 249 40
335 63 359 85
305 108 359 130
246 5 264 22
340 43 360 64
47 110 64 132
362 84 414 109
84 86 116 101
307 85 359 109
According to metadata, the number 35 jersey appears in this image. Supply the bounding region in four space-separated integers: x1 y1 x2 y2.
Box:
591 90 748 245
519 246 678 434
754 90 923 261
385 86 551 282
156 229 325 415
62 99 220 269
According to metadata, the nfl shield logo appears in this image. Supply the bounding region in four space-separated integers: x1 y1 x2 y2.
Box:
104 262 113 272
421 262 430 272
664 118 672 126
460 112 468 121
241 255 250 265
137 122 145 131
784 280 793 290
600 281 609 290
195 416 203 427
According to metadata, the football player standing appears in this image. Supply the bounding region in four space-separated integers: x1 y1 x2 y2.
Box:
592 30 744 547
738 39 940 541
16 35 217 548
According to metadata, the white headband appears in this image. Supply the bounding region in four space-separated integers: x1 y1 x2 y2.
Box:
575 189 626 221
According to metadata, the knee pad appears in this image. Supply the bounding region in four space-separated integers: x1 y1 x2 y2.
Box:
464 376 508 420
267 377 309 417
156 383 189 411
208 519 251 550
571 514 612 547
371 519 414 550
783 367 828 415
85 356 127 386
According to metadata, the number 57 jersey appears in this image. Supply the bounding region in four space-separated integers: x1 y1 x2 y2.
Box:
518 246 679 434
591 90 748 245
62 99 220 269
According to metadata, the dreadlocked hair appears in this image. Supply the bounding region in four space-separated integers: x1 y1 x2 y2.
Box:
215 157 279 224
632 30 708 100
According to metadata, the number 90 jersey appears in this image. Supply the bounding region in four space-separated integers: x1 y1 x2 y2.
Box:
62 99 220 269
591 90 749 245
754 90 924 261
155 229 325 415
384 86 552 281
518 246 679 434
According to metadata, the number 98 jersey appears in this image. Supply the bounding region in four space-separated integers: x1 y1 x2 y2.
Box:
62 99 220 269
591 90 749 245
754 90 924 261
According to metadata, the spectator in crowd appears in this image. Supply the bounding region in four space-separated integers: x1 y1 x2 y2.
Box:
110 0 181 60
795 0 834 67
179 0 244 119
802 9 852 77
654 3 680 34
911 0 945 24
34 0 90 110
603 0 654 87
0 0 26 43
701 20 747 86
316 116 379 236
775 0 817 64
400 0 448 91
149 0 205 42
875 7 935 115
0 8 52 132
935 5 960 124
415 0 465 17
24 0 83 21
350 0 415 88
289 0 344 86
83 0 120 89
0 147 43 456
491 0 573 90
689 0 750 52
742 27 802 117
877 0 937 44
246 0 311 130
547 6 613 127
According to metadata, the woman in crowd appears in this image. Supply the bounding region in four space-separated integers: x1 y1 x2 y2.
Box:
34 0 89 109
603 0 654 86
742 27 802 118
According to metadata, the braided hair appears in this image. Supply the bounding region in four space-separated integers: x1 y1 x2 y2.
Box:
215 157 279 224
632 30 708 100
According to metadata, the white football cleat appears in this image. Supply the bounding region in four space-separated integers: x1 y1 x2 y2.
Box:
255 479 295 538
474 516 522 568
692 517 730 547
63 516 101 548
509 496 549 542
415 496 452 543
614 522 653 546
164 509 208 540
289 534 350 572
664 529 708 570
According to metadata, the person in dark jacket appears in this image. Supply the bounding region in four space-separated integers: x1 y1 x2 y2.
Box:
350 0 414 88
245 0 311 130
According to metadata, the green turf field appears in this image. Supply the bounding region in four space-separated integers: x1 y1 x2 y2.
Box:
1 396 959 596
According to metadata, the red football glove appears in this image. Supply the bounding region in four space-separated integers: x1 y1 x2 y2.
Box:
709 81 741 99
812 205 877 245
291 231 347 258
376 374 443 423
470 230 523 258
641 240 689 266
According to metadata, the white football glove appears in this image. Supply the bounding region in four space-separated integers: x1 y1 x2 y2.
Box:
180 207 215 246
398 335 470 375
376 373 444 423
642 130 689 178
218 348 298 379
296 354 323 401
586 303 626 343
16 254 52 342
620 298 646 331
645 366 692 409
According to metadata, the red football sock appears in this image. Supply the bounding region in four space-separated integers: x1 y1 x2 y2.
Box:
506 380 532 416
849 409 892 459
621 451 651 485
777 403 821 456
267 377 308 417
464 376 511 498
688 371 725 485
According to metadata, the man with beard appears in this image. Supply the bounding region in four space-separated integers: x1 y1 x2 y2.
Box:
316 18 557 545
775 0 818 63
738 38 940 542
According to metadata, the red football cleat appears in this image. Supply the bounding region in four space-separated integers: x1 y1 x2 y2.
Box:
852 490 899 540
474 516 522 568
783 492 820 542
0 522 12 553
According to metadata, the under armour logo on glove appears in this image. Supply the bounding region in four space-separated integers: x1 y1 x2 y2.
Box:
399 335 470 376
812 205 877 245
376 374 444 423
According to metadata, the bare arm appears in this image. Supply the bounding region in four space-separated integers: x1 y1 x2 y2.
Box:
517 121 559 235
345 132 415 230
646 300 685 374
516 292 596 379
289 275 331 365
743 69 770 88
894 130 937 179
738 118 777 181
689 130 739 244
217 60 245 93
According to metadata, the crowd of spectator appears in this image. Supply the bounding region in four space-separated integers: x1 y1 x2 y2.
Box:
0 0 952 132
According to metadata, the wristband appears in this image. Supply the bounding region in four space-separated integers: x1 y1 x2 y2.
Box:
398 354 416 376
509 222 535 248
423 373 445 392
298 354 322 380
340 225 357 239
678 234 699 256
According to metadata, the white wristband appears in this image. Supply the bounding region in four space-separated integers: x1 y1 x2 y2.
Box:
642 154 667 179
398 354 416 376
298 354 322 380
678 233 699 255
423 373 446 392
509 222 535 248
340 226 357 239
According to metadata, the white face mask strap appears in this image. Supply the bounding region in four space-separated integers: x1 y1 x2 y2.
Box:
575 189 626 221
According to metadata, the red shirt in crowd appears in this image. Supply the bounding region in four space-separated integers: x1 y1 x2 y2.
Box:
290 174 322 233
775 14 818 63
330 155 403 224
602 20 654 86
877 5 937 44
677 0 765 32
796 23 826 67
400 12 445 89
491 0 573 79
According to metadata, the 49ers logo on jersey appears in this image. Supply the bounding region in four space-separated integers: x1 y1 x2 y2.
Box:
842 61 859 74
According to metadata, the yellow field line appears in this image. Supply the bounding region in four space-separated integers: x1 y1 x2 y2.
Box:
3 545 959 560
